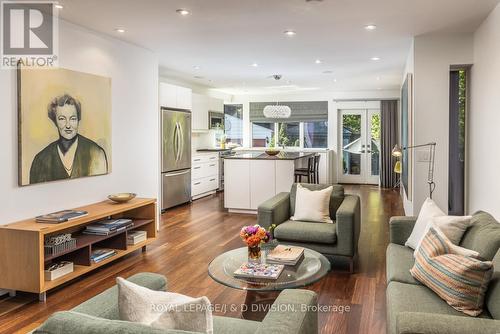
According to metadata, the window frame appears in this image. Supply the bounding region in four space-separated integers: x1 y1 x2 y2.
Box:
251 121 328 149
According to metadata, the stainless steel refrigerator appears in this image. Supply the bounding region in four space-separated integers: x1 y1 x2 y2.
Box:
161 108 192 210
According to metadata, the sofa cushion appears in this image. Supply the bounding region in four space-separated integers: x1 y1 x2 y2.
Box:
485 252 500 320
460 211 500 261
386 243 420 285
213 316 259 334
387 281 492 334
72 272 167 320
290 184 344 218
274 220 337 245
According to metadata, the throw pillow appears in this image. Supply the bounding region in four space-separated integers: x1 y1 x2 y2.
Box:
413 215 473 257
410 226 493 316
290 184 333 223
405 198 445 249
117 277 213 334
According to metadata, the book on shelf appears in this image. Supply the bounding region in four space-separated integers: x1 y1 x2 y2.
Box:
91 248 117 263
36 210 88 223
83 219 133 236
233 262 284 280
127 230 147 245
266 245 305 266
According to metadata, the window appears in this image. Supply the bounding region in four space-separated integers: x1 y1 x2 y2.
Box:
224 104 243 145
252 122 275 147
304 121 328 148
277 123 300 147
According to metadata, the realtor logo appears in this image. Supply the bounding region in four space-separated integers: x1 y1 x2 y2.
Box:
1 1 58 68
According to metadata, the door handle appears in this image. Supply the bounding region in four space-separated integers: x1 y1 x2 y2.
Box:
173 123 179 161
194 182 201 185
359 150 366 154
178 122 184 161
164 170 190 177
193 166 201 170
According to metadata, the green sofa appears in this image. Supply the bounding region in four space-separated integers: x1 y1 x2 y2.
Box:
386 211 500 334
34 272 319 334
258 184 360 272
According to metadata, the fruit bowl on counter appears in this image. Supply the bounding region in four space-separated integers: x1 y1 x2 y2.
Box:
264 149 281 156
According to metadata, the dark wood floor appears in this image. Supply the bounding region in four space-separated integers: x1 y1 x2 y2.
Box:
0 185 404 334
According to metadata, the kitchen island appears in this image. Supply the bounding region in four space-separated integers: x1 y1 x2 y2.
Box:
223 151 315 213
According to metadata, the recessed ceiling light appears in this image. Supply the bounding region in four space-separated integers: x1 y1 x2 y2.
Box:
376 76 380 81
176 8 190 16
55 4 63 9
333 78 337 82
371 57 381 61
115 28 125 33
365 24 377 31
250 63 259 67
315 59 322 64
284 30 296 36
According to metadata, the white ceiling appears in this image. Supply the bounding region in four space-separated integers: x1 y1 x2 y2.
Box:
59 0 499 95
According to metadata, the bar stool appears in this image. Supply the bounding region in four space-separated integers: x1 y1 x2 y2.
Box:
294 154 320 184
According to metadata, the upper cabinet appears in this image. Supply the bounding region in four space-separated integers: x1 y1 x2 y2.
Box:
192 93 209 131
209 97 224 113
159 82 192 110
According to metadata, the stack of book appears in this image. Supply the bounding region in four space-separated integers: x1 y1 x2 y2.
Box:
90 248 117 263
234 262 284 280
83 219 133 236
127 230 147 245
266 245 305 266
36 210 88 223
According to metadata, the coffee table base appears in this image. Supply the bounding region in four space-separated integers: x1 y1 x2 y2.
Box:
242 290 280 321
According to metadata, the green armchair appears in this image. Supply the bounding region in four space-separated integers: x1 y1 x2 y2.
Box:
258 183 361 272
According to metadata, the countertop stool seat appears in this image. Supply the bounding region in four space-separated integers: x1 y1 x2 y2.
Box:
294 154 320 184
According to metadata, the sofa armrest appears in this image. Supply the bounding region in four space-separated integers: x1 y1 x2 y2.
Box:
335 195 361 257
389 217 417 246
258 192 290 231
396 312 500 334
256 289 318 334
72 272 167 319
34 311 190 334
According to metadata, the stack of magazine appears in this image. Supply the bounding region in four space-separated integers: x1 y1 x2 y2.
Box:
83 219 133 236
90 248 117 263
36 210 88 223
266 245 305 266
234 262 284 280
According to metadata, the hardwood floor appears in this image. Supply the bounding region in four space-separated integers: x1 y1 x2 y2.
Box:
0 185 404 334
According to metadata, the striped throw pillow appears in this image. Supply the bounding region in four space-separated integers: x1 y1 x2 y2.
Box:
410 225 494 316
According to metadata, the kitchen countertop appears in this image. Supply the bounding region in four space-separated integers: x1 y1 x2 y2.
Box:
223 151 315 160
196 148 233 152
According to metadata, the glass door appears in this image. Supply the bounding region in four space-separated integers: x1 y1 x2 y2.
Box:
339 109 380 184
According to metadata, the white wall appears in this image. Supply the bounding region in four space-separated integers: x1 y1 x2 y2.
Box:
0 20 159 223
402 33 473 215
232 90 400 183
469 4 500 218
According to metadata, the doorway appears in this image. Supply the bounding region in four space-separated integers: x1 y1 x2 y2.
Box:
339 109 381 184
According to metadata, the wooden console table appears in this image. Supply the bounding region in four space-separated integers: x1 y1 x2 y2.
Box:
0 198 157 302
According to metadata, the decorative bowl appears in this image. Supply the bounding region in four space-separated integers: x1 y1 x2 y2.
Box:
108 193 137 203
265 149 280 156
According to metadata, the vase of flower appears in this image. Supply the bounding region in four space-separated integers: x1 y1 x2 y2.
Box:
239 224 273 264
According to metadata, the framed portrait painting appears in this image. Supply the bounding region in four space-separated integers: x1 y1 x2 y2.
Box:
18 67 112 186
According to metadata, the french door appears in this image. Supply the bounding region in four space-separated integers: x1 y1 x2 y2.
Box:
339 109 380 184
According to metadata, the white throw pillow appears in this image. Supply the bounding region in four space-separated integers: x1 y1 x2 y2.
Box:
405 198 446 249
291 184 333 223
117 277 213 334
413 215 472 257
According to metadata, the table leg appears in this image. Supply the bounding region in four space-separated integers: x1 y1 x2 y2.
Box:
242 290 280 321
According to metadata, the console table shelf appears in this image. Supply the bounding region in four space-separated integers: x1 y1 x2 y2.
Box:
0 198 157 301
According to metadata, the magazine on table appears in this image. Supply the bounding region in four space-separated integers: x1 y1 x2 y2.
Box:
36 210 88 223
233 262 284 280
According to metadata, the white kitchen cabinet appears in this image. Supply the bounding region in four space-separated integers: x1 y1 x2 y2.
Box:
159 82 192 110
249 161 276 210
224 159 251 210
192 153 219 200
275 160 295 193
209 97 224 112
192 93 209 131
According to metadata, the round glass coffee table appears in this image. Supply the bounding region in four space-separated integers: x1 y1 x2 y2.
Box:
208 246 330 320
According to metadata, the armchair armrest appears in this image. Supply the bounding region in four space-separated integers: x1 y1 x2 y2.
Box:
335 195 361 257
389 217 417 246
256 289 318 334
258 192 290 230
34 311 188 334
396 312 500 334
